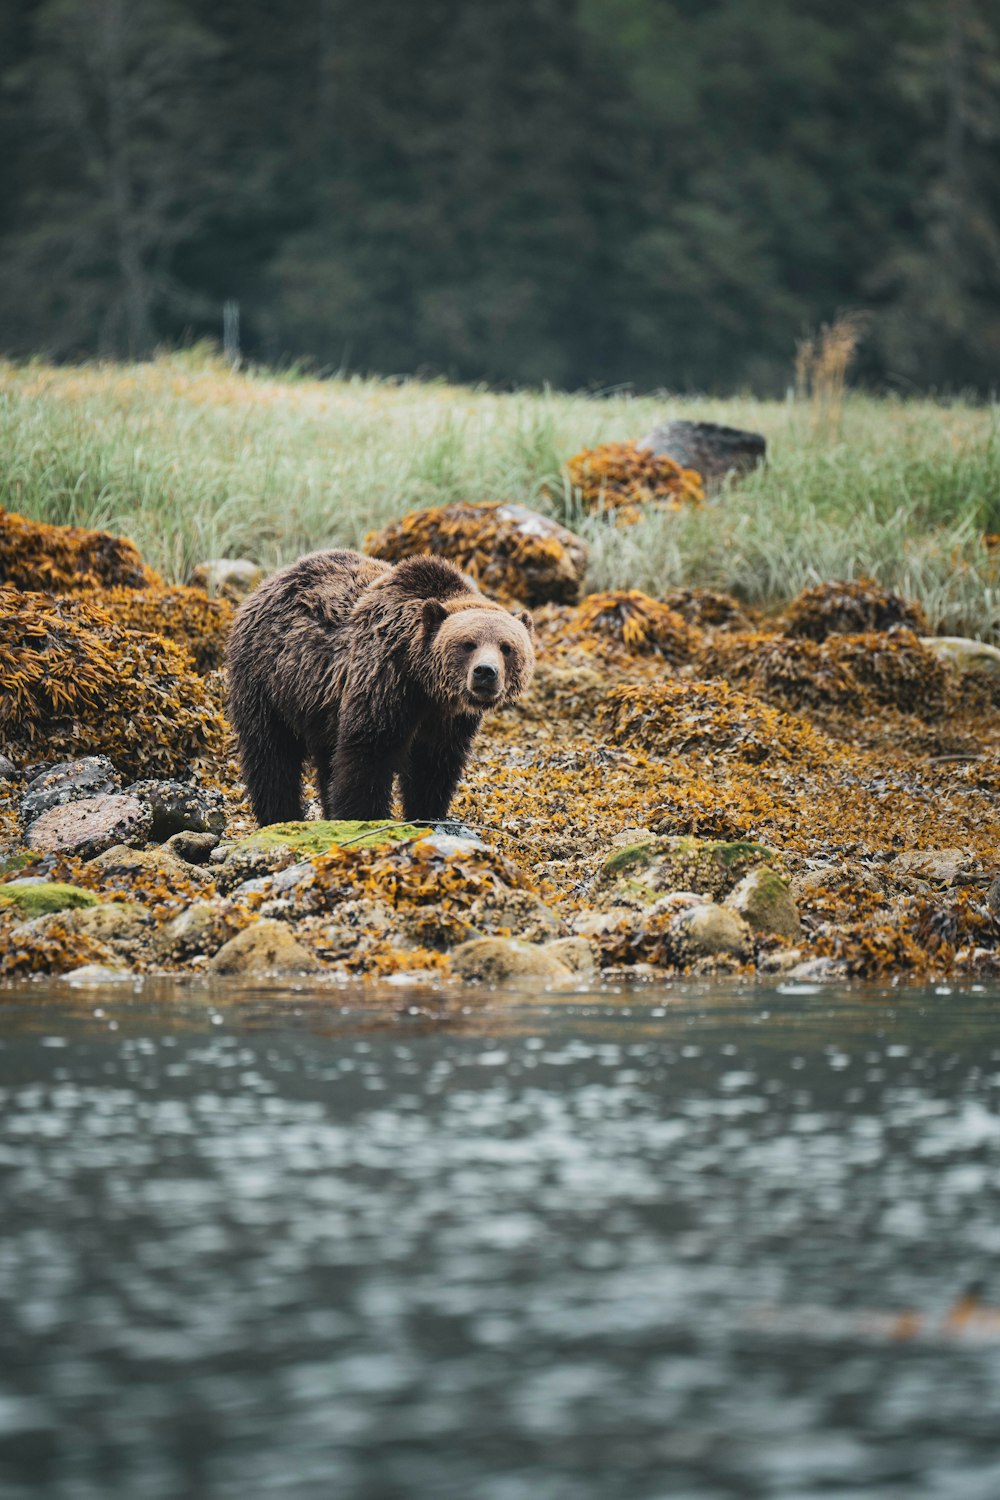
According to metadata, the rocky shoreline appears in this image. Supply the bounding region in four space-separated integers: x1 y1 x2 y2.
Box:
3 500 1000 988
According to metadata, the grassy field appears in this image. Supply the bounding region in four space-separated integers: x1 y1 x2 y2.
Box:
3 348 1000 636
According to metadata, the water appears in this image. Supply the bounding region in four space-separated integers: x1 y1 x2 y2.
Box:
2 978 1000 1499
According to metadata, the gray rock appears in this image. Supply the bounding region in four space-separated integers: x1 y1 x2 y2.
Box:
20 757 122 823
209 920 323 976
784 956 848 982
26 793 152 859
125 780 226 842
163 831 220 864
213 844 297 894
0 754 17 781
725 868 801 938
892 849 984 887
920 636 1000 678
670 903 752 960
450 937 574 984
636 419 766 491
544 937 598 978
189 558 265 598
62 964 133 985
155 902 220 962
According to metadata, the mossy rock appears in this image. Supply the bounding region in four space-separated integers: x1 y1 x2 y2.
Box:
0 881 101 917
236 820 427 856
598 836 780 903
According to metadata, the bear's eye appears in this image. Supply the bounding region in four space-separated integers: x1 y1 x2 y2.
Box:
500 643 512 656
462 640 475 651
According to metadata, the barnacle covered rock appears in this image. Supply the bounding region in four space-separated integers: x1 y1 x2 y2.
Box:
25 793 152 858
565 441 704 524
0 509 158 592
596 835 782 906
0 586 229 779
365 501 587 605
20 757 122 823
450 937 575 983
661 587 752 632
0 910 116 977
209 919 324 976
783 578 928 641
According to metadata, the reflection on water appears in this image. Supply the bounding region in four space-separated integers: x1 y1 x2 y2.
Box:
2 980 1000 1498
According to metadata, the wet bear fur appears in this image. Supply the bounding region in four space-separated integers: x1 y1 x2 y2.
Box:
227 550 535 825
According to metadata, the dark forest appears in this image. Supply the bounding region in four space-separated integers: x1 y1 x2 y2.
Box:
1 0 998 392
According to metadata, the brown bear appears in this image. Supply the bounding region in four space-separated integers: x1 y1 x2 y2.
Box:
226 549 535 826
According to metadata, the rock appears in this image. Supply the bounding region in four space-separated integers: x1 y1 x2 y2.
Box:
155 902 221 961
920 636 1000 677
636 419 766 491
126 780 226 841
571 906 635 938
26 793 153 859
189 558 265 599
76 903 149 943
544 937 598 978
163 830 220 864
450 937 575 983
209 919 323 976
597 836 781 906
756 947 805 975
891 849 984 887
20 757 122 823
725 868 801 938
988 875 1000 918
785 956 848 982
89 843 213 889
0 881 100 917
231 820 424 859
466 887 566 943
213 843 298 895
0 754 17 780
365 501 588 606
62 964 132 985
670 903 752 960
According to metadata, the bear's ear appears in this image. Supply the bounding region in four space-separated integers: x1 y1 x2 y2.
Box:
421 598 448 636
512 607 534 636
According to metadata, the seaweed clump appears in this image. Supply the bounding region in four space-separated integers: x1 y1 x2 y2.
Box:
93 585 235 673
783 578 929 641
701 629 949 720
565 441 704 524
365 501 587 605
0 509 158 592
598 679 834 766
551 591 699 663
0 586 229 777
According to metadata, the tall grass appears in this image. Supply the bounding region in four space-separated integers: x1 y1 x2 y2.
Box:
2 348 999 637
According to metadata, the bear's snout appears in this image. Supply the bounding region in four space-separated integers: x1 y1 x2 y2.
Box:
468 647 502 701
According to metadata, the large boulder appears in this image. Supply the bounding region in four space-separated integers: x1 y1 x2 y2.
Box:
189 558 265 601
20 757 122 823
450 937 575 984
636 420 766 492
365 501 588 605
209 919 323 976
25 793 153 859
126 780 226 841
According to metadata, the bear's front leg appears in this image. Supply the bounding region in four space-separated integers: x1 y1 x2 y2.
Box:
324 702 406 821
399 714 480 822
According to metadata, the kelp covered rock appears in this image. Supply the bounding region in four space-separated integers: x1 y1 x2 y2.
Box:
92 586 234 673
783 578 928 641
0 587 229 778
547 591 699 663
598 680 833 765
0 509 157 592
565 441 704 524
701 629 949 719
365 501 587 605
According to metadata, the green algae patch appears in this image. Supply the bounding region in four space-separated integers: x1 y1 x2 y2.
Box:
236 820 427 856
0 882 101 917
599 840 658 881
598 836 783 905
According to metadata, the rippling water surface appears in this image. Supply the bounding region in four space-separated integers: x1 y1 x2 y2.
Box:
3 978 1000 1499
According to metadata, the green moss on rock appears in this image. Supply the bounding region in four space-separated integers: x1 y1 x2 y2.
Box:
237 820 427 856
0 881 101 917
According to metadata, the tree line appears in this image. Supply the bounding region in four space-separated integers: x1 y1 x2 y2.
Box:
1 0 998 393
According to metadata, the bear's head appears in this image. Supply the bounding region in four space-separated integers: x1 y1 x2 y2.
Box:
422 597 535 712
